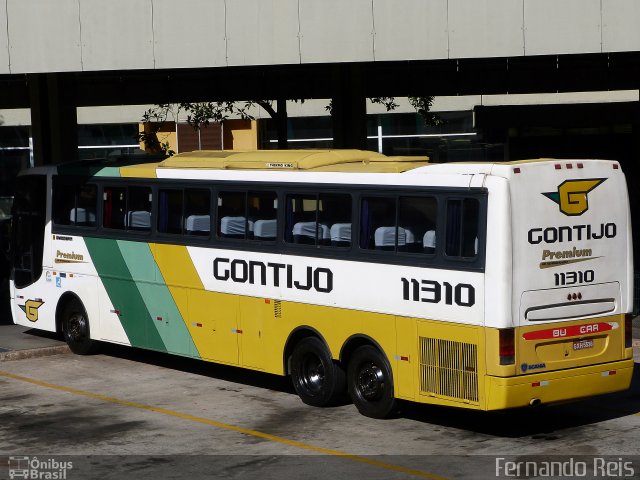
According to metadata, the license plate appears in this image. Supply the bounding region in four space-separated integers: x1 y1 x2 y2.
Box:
573 339 594 351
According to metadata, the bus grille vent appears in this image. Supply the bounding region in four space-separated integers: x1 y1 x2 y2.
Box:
419 337 478 403
273 300 282 318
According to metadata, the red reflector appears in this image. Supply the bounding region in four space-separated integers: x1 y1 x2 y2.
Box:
499 328 515 365
610 370 617 375
400 356 409 361
577 163 583 169
156 316 163 321
513 167 521 174
532 382 540 387
555 164 562 170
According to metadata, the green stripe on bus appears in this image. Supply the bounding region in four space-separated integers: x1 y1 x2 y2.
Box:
84 237 167 352
116 241 198 357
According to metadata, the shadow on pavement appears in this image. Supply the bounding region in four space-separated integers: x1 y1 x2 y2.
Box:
94 340 639 438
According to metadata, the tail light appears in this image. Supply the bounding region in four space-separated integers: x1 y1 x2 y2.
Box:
499 328 515 365
625 314 633 349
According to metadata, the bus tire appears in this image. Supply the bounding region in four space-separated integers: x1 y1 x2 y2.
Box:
347 345 397 419
290 337 346 407
62 299 97 355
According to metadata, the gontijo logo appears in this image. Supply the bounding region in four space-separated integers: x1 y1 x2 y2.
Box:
543 178 606 216
18 299 44 322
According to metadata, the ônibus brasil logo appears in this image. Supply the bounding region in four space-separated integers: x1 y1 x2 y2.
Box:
542 178 606 216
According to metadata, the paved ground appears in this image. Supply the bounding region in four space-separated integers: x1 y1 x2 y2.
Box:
0 318 639 479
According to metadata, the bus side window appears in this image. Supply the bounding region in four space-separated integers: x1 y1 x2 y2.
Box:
53 179 75 226
184 189 211 236
52 180 97 227
445 198 479 258
398 196 437 254
126 187 152 231
249 191 277 241
218 191 248 239
320 193 351 247
158 189 183 234
103 187 127 230
286 194 320 245
360 197 397 251
76 185 97 227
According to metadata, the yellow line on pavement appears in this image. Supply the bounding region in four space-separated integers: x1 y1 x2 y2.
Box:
0 369 446 480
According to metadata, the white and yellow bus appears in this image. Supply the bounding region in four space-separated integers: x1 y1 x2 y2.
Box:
9 150 634 418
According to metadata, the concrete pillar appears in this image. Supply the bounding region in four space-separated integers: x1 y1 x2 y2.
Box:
29 73 78 166
331 64 367 150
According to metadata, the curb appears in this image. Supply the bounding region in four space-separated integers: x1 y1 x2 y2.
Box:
0 345 70 362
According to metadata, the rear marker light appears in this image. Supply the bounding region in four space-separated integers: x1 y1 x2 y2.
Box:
613 164 619 169
499 328 515 365
555 164 562 170
625 314 632 348
566 164 573 169
110 309 121 316
577 163 584 169
513 167 521 174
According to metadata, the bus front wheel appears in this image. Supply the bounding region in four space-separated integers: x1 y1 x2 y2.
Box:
62 299 97 355
290 337 346 407
347 345 397 419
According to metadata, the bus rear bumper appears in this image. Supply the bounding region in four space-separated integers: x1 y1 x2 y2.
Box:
485 359 634 410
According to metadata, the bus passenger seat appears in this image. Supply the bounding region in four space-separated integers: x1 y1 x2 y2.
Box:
253 219 277 240
330 223 351 246
375 226 406 250
220 216 253 238
126 211 151 230
185 215 210 234
70 207 96 225
292 222 330 244
423 230 436 254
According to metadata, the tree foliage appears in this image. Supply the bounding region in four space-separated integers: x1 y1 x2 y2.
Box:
138 96 442 155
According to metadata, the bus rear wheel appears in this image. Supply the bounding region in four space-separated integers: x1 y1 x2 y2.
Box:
347 345 397 419
62 299 97 355
290 337 346 407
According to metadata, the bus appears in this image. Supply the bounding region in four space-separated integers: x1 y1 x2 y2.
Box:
9 149 634 418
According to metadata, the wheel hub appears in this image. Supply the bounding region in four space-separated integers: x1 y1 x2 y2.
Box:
301 354 325 394
357 362 385 401
68 314 86 342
